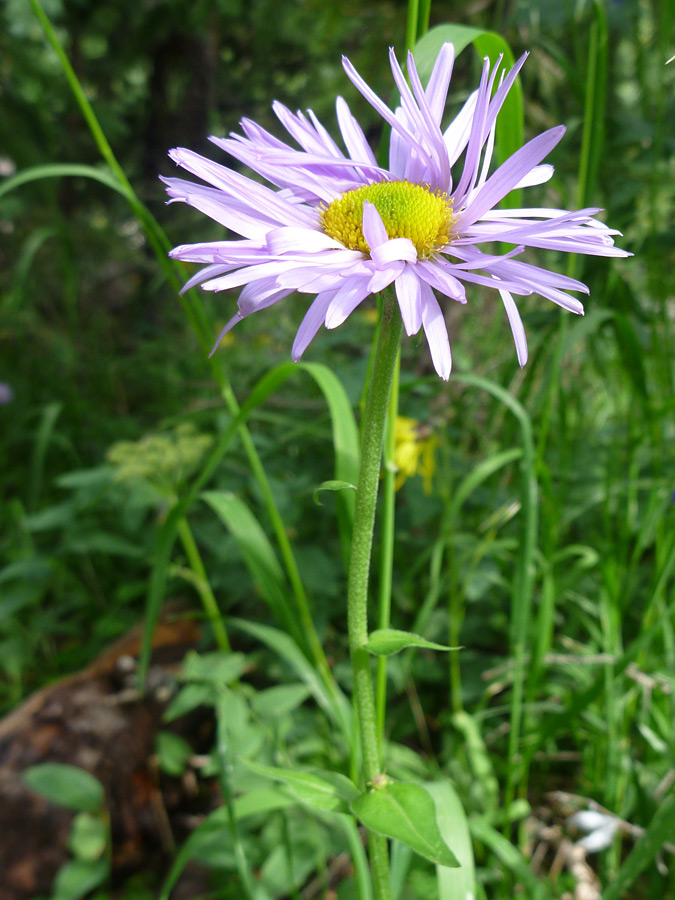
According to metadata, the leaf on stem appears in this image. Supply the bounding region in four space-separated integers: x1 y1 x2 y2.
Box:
365 628 456 656
351 781 459 867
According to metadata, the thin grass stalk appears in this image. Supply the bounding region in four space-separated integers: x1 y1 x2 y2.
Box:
29 0 339 696
535 0 608 459
404 0 420 54
176 517 231 652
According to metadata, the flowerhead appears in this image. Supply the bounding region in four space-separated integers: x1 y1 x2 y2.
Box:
164 44 629 379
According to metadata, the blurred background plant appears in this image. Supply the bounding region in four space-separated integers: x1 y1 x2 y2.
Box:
1 0 674 898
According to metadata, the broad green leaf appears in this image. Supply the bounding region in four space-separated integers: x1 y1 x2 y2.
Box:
601 789 675 900
68 812 108 861
156 731 194 777
233 787 296 820
426 782 476 900
414 24 484 66
180 650 247 686
365 629 454 656
351 781 459 868
313 479 357 506
52 858 109 900
250 683 312 718
23 764 105 813
229 617 352 741
414 25 524 203
243 759 359 811
163 682 217 721
260 838 321 898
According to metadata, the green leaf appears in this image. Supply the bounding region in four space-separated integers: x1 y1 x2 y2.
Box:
414 25 524 204
426 782 476 900
300 362 360 543
413 24 484 67
23 764 105 812
163 682 217 721
351 781 459 868
364 628 454 656
250 684 312 719
156 731 194 777
52 858 109 900
313 479 357 506
180 650 247 686
233 788 296 820
67 812 108 861
243 759 359 812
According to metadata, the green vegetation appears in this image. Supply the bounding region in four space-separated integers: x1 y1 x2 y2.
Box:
1 1 673 898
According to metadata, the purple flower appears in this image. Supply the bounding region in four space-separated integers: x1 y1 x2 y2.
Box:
164 44 629 380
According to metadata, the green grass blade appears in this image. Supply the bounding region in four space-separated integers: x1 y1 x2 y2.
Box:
0 163 130 201
29 403 62 512
601 789 675 900
201 490 299 642
300 362 360 559
469 818 553 900
452 375 537 817
575 0 609 209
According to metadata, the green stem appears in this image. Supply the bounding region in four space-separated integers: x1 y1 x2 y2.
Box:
405 0 419 53
348 290 402 900
176 517 231 652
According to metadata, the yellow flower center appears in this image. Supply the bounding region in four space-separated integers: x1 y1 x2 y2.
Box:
321 180 455 258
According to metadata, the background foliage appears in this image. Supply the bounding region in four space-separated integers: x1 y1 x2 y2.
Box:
1 0 673 898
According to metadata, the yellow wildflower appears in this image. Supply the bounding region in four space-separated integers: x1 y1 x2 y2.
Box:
393 416 437 494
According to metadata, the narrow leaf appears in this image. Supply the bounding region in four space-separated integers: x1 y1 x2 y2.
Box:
365 628 454 656
243 759 359 811
601 790 675 900
202 491 296 635
313 479 357 506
